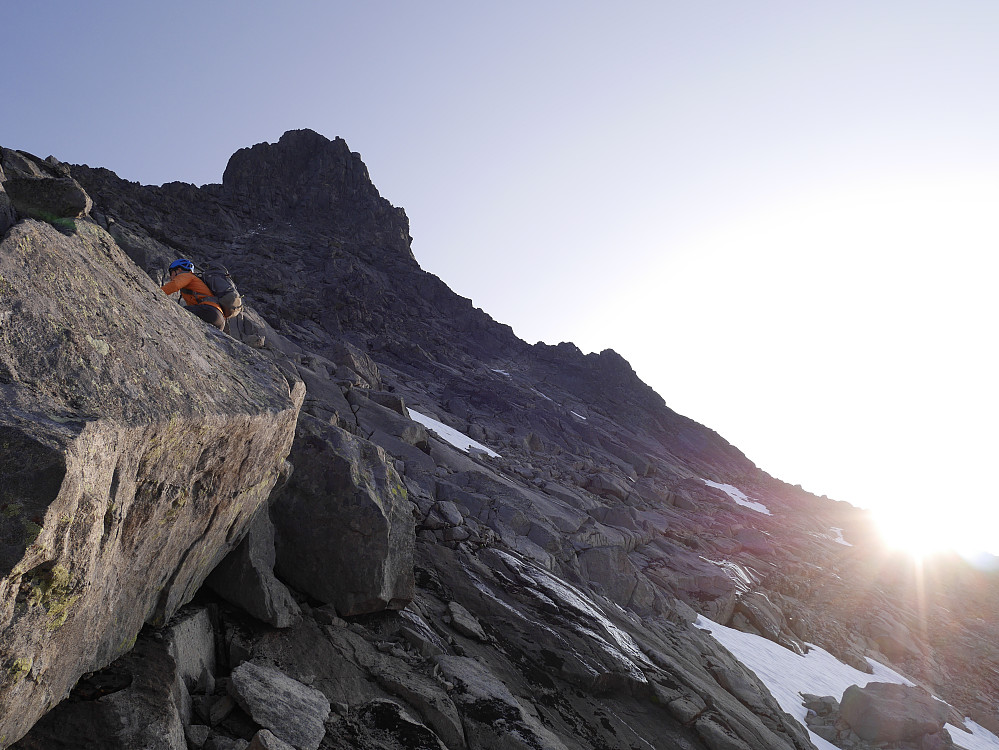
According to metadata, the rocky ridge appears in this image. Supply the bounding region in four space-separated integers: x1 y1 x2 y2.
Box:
1 131 997 749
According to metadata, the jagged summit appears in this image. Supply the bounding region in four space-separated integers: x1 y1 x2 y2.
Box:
2 137 999 750
222 129 390 224
67 130 711 453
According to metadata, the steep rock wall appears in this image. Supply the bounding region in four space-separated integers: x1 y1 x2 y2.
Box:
19 129 996 747
0 219 304 745
273 414 415 617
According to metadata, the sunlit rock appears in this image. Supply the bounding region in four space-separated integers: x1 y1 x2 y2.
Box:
0 219 303 745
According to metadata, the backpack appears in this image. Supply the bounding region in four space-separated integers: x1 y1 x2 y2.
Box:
198 262 243 319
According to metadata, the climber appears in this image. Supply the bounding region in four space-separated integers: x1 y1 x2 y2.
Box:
160 259 225 330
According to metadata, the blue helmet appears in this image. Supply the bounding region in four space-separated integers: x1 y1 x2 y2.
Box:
169 259 195 273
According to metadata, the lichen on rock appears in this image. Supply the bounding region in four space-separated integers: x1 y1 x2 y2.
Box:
0 216 304 745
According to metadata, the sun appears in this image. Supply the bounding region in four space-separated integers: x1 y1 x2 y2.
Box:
874 508 956 558
872 502 995 560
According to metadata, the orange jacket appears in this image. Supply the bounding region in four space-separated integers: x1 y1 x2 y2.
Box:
161 272 223 313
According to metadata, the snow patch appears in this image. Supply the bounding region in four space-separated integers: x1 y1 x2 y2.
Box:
571 411 588 420
409 409 501 458
496 550 651 683
702 479 772 515
700 557 759 593
957 720 999 750
695 615 999 750
829 527 852 546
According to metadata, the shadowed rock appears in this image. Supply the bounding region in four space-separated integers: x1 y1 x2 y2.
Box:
1 150 92 221
435 655 571 750
0 171 14 235
206 503 301 628
12 632 187 750
228 661 331 750
3 176 92 220
14 607 217 750
272 415 415 616
840 682 951 742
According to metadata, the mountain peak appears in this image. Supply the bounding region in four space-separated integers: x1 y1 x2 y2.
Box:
5 135 998 750
222 128 384 223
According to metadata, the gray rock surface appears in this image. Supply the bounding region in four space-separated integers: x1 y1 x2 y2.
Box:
165 607 218 726
248 729 296 750
272 415 414 616
434 655 571 750
228 661 331 750
187 724 212 748
840 682 951 742
207 503 301 628
356 700 448 750
0 218 304 744
446 601 487 642
4 130 999 750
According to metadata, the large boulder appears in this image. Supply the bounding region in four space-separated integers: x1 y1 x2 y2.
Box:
206 503 302 628
0 219 304 745
0 149 92 221
272 415 415 616
14 607 214 750
840 682 951 742
3 176 92 220
228 661 331 750
1 149 51 178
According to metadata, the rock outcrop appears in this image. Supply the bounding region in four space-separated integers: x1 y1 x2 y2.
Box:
229 661 331 750
840 683 951 743
803 687 959 750
272 415 415 616
0 212 304 742
2 131 999 749
0 169 18 236
0 150 92 223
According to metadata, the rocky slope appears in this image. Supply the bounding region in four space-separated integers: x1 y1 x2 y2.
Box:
0 132 997 750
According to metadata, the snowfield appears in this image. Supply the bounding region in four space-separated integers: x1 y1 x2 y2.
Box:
696 615 999 750
702 479 772 515
408 408 501 458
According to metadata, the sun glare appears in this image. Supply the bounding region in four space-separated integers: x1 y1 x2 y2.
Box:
874 508 956 558
872 503 996 560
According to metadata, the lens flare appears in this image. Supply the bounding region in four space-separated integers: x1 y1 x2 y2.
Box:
873 504 990 559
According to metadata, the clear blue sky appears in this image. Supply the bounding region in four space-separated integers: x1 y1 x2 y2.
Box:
4 1 998 552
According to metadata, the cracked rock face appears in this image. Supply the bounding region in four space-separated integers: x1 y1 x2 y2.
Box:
6 130 999 749
0 217 304 744
272 415 415 617
229 661 331 750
